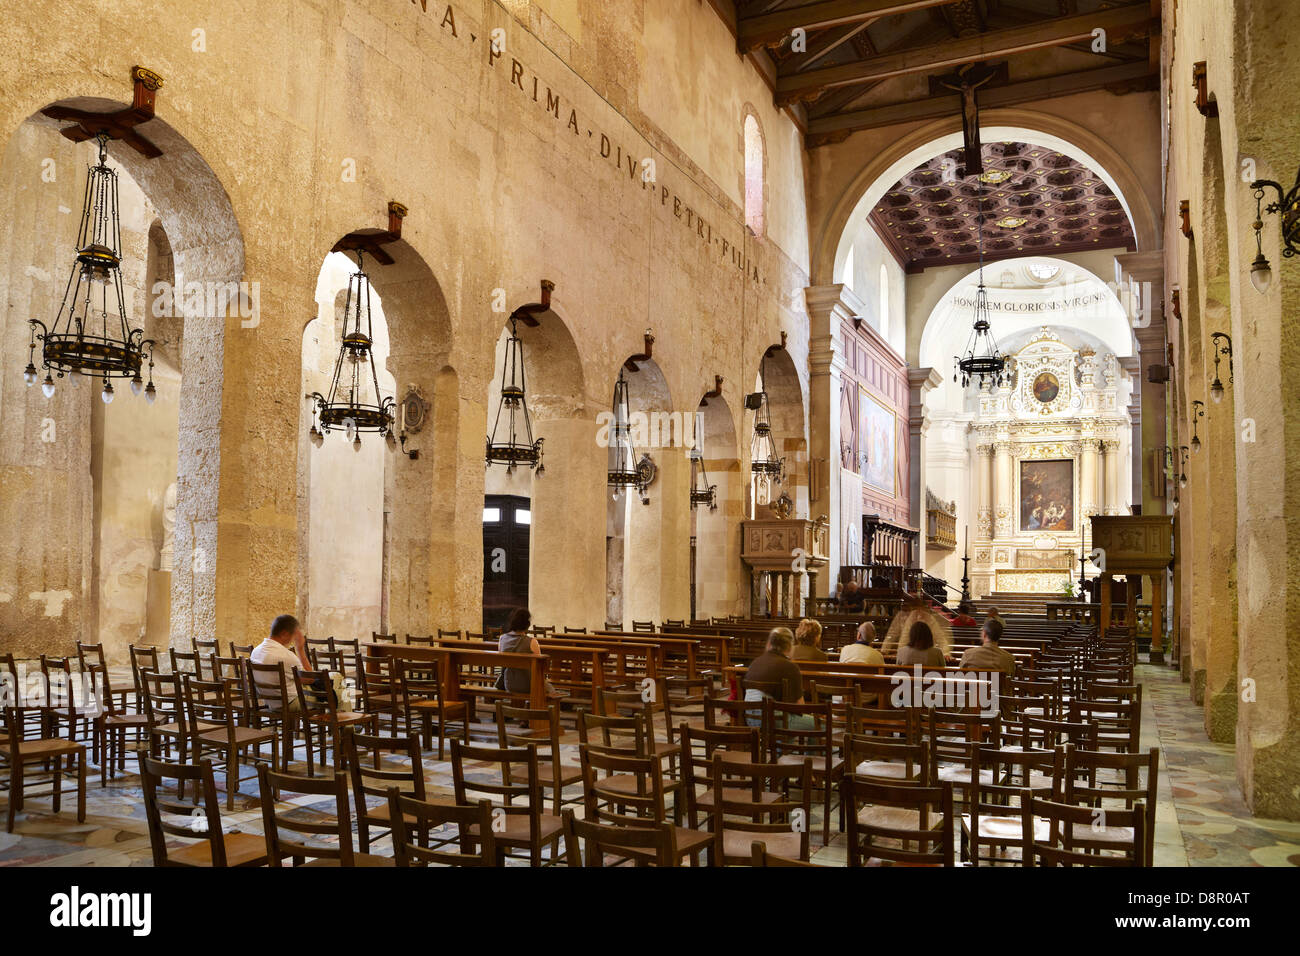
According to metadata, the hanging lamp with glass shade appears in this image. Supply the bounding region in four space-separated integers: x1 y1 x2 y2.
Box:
307 249 395 451
25 132 157 405
750 357 785 481
690 443 717 510
953 187 1006 389
486 313 544 474
608 368 645 497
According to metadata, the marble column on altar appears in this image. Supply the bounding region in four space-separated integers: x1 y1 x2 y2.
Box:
1101 439 1123 515
993 440 1013 537
1080 435 1099 522
976 444 993 539
908 368 943 566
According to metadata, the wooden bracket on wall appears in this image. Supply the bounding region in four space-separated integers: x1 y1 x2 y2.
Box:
1170 288 1182 320
331 201 408 265
624 329 655 372
41 65 166 158
510 279 554 328
764 331 788 356
1178 201 1193 239
700 375 724 405
1192 61 1218 118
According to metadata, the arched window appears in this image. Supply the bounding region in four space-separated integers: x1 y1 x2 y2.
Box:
743 114 764 236
842 244 856 294
878 263 890 340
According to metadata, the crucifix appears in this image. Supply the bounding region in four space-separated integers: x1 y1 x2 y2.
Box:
936 63 998 177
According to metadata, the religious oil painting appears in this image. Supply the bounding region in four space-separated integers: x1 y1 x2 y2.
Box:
1020 459 1073 532
860 388 896 496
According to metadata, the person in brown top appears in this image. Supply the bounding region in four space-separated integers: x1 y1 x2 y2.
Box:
742 628 814 730
790 619 828 662
895 619 949 668
958 617 1016 675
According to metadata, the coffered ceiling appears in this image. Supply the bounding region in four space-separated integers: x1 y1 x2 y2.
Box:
869 139 1135 271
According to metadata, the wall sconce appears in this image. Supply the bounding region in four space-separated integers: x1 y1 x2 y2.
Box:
1209 332 1233 403
1190 400 1205 453
1170 287 1182 321
1179 200 1193 239
1248 168 1300 293
1178 445 1190 488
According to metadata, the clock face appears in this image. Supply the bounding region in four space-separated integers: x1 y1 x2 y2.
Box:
1032 372 1060 404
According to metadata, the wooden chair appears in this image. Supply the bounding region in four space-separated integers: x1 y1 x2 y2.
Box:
304 637 334 664
450 739 566 866
387 789 501 867
495 700 582 816
229 643 254 658
139 669 193 776
245 659 301 770
354 653 403 737
1069 695 1142 753
405 634 436 647
844 733 930 785
2 705 87 833
662 676 715 743
170 648 213 682
677 723 767 832
578 743 710 865
88 665 149 780
141 757 268 867
396 657 469 759
663 619 685 629
341 728 428 853
1018 789 1147 867
961 744 1056 866
192 638 220 658
129 645 161 697
562 807 679 867
577 710 683 822
255 763 392 867
38 655 97 750
1056 743 1159 866
371 631 397 644
563 626 588 635
766 698 843 845
437 629 464 641
707 755 813 865
843 777 955 866
596 685 680 774
183 675 279 810
293 667 376 774
631 621 655 633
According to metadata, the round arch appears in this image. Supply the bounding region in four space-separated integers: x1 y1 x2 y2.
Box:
813 109 1161 288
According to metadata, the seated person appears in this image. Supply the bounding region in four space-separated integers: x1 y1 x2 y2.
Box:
742 629 815 730
495 606 562 699
894 619 948 668
251 614 311 711
790 618 828 662
838 621 885 667
958 617 1017 676
838 580 864 611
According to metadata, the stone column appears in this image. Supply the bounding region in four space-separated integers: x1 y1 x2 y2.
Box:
804 284 861 596
907 367 943 566
1080 434 1099 528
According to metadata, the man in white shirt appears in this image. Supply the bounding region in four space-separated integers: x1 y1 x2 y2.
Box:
838 621 885 666
250 614 311 711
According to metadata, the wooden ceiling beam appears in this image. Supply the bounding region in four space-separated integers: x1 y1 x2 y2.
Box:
806 60 1155 139
776 4 1154 104
738 0 959 53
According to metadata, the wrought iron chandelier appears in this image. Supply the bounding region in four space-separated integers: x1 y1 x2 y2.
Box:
24 133 156 405
486 314 543 474
690 443 717 510
953 187 1006 389
307 249 395 451
749 357 784 480
608 368 646 498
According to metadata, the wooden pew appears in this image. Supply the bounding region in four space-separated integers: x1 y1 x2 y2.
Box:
436 638 611 713
723 661 1005 714
594 630 730 677
363 641 554 731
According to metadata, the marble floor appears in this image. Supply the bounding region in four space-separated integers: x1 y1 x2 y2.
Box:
1 662 1297 867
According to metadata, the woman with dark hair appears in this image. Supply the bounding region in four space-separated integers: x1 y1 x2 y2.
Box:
495 607 560 698
895 619 947 667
